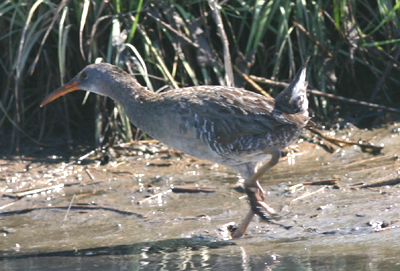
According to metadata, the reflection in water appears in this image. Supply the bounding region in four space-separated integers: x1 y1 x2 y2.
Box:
2 240 399 270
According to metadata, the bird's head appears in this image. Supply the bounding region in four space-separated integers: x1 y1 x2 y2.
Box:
40 63 125 107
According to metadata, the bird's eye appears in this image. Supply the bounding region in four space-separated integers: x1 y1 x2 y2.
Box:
81 72 88 79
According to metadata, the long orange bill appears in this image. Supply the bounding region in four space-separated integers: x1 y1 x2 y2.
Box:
40 81 80 107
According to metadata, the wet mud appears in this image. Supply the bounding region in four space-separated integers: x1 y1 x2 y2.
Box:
1 124 400 270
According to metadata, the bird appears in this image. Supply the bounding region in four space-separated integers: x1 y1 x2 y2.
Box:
40 59 310 238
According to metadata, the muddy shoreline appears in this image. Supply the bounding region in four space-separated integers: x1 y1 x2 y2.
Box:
1 124 400 269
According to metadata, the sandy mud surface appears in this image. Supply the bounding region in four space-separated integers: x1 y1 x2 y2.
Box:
1 124 400 270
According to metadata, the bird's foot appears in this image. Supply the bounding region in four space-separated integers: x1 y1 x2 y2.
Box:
245 183 280 221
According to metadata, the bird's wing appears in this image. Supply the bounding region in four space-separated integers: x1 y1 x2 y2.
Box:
171 86 308 145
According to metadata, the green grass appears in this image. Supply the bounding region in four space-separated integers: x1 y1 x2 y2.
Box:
1 0 399 153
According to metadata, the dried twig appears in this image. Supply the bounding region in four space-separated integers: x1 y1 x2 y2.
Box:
350 175 400 189
343 155 389 168
85 168 95 180
63 194 76 221
0 201 17 211
0 204 144 218
209 0 234 86
250 75 400 113
308 127 384 154
293 21 333 57
3 184 64 199
3 180 104 199
171 185 216 193
286 179 339 191
233 65 272 98
137 190 171 204
146 12 199 48
290 187 325 205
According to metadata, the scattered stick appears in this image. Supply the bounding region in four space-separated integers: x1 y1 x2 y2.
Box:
371 219 400 232
0 201 17 210
250 75 288 88
64 150 97 166
3 180 104 199
286 179 339 191
171 185 216 193
146 12 199 48
306 89 400 113
233 66 272 98
63 194 76 221
3 184 64 199
293 22 332 57
85 168 95 180
249 75 400 113
373 224 400 232
290 187 325 205
343 155 388 168
145 161 173 167
350 175 400 189
118 139 159 147
0 204 144 218
308 127 384 154
137 190 171 204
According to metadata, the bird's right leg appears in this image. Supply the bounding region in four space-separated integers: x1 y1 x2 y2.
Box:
245 147 281 219
231 148 281 238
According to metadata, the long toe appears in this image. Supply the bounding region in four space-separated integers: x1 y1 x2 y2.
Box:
246 186 279 221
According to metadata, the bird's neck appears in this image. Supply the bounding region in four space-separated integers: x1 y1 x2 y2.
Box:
107 75 159 103
107 76 161 128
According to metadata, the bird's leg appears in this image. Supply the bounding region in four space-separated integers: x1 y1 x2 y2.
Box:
246 148 281 219
231 209 255 238
231 148 281 238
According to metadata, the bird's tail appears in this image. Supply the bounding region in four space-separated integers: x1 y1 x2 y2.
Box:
274 56 310 114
